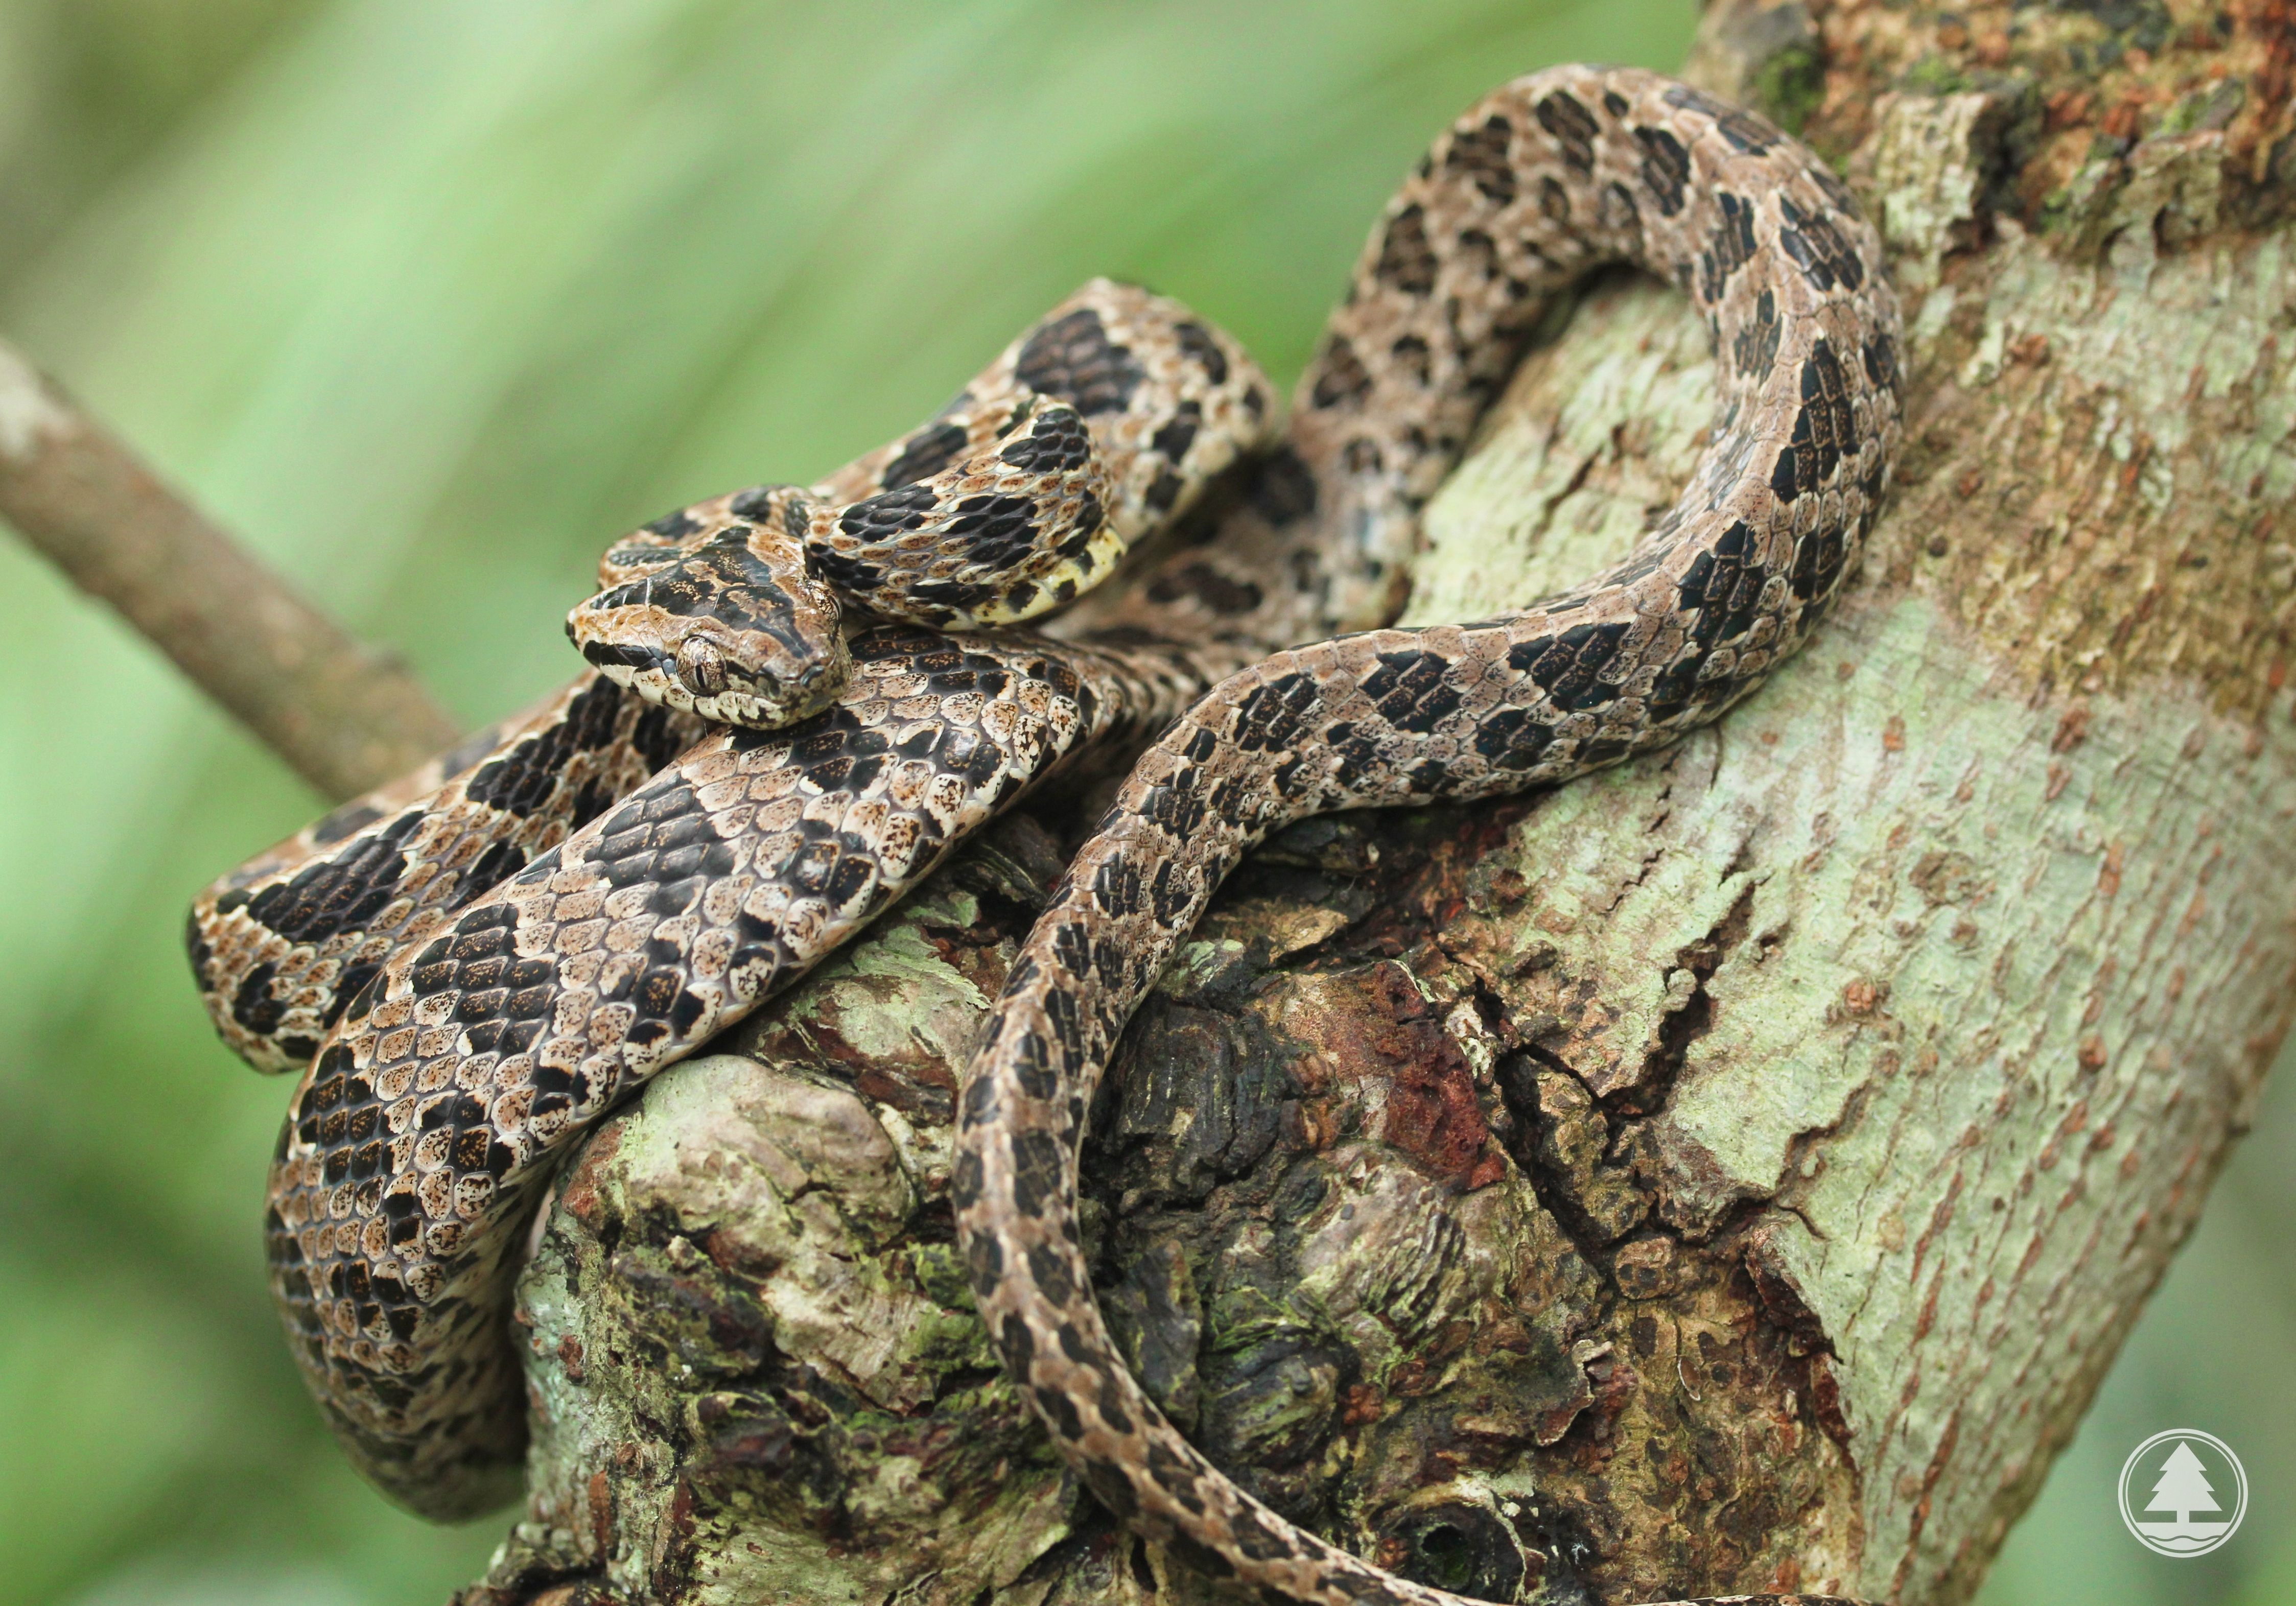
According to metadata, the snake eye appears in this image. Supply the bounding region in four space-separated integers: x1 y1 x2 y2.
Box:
675 634 728 696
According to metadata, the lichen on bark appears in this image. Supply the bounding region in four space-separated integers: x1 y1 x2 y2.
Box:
454 3 2296 1602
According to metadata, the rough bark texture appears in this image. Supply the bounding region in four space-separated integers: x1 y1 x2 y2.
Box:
455 2 2296 1602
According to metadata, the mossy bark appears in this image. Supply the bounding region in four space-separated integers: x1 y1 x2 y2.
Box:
454 2 2296 1601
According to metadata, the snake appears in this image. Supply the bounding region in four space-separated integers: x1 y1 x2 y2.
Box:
189 65 1901 1605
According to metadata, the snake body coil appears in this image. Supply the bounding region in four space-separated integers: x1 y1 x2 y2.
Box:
192 66 1900 1604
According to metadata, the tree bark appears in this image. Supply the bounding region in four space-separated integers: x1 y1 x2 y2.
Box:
457 3 2296 1602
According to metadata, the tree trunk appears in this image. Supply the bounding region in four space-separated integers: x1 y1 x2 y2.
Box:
454 3 2296 1601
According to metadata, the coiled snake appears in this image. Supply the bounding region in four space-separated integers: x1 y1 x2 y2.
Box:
190 66 1901 1606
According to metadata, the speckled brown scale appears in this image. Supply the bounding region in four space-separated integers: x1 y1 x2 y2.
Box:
563 279 1270 722
814 279 1270 554
194 282 1276 1513
191 65 1899 1603
810 394 1122 627
955 66 1899 1606
191 679 707 1075
251 626 1196 1512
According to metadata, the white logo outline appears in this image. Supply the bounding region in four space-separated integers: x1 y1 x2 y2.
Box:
2117 1428 2247 1558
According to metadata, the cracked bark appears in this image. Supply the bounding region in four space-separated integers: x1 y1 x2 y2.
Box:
453 2 2296 1602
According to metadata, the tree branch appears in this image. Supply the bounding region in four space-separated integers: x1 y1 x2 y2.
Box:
0 337 460 800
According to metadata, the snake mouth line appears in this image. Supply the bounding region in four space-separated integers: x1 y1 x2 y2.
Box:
575 637 659 673
575 636 838 730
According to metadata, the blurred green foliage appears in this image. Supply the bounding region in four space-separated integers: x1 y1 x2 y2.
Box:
0 4 2286 1604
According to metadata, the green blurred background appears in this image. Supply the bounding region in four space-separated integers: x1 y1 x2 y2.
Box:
0 3 2286 1602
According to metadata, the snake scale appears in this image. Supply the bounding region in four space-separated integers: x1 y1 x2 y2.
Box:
190 66 1901 1605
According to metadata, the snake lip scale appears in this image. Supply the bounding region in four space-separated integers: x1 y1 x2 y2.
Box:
190 64 1901 1605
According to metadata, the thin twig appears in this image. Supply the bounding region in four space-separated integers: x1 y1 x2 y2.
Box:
0 336 460 801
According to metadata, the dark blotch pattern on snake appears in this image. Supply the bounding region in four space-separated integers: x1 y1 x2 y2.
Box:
190 66 1901 1605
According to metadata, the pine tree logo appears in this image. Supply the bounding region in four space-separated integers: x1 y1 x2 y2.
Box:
2118 1429 2248 1557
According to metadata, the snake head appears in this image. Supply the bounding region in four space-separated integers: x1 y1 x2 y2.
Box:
568 487 849 730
